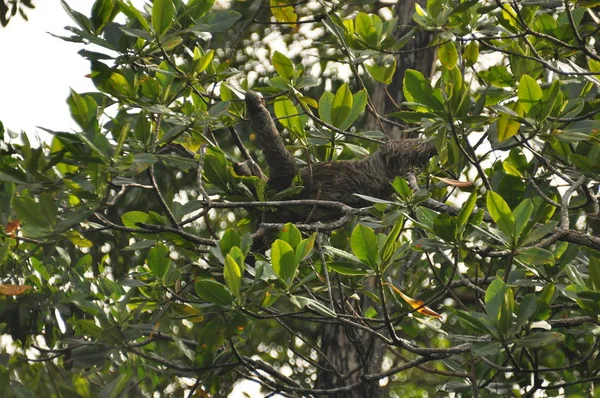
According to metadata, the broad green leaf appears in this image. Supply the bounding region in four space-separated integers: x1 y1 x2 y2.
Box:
120 1 150 31
518 74 542 115
486 191 515 239
272 51 295 81
539 79 560 121
496 115 520 142
289 295 336 317
457 191 477 232
513 198 533 240
355 12 378 45
152 0 174 37
515 293 537 330
463 41 479 67
588 257 600 291
366 56 396 84
517 247 555 265
350 224 379 269
219 229 241 256
147 242 170 279
485 278 508 325
274 97 303 135
195 279 234 306
187 0 215 20
194 49 214 74
438 41 458 69
589 59 600 73
270 0 297 25
67 90 97 129
403 69 444 111
194 10 242 32
271 239 298 286
61 0 92 32
224 254 242 300
330 84 353 128
295 233 316 264
121 211 149 229
318 91 334 125
278 223 302 250
381 215 404 265
91 0 116 34
338 89 368 130
516 332 564 348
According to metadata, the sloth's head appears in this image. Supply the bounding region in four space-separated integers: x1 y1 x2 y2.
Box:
245 90 266 112
375 139 437 178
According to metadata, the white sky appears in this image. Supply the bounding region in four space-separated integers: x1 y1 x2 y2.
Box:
0 1 97 138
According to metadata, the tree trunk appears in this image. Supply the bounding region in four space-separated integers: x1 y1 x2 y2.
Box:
365 0 437 138
314 1 435 395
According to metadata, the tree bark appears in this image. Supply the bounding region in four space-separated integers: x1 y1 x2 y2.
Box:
365 0 437 138
314 1 436 395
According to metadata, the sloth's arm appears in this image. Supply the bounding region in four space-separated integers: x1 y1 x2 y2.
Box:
245 91 298 191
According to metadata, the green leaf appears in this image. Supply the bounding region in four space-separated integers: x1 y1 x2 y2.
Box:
271 239 298 286
486 191 515 239
518 74 542 115
381 216 404 265
91 0 116 34
516 332 564 348
513 198 533 241
350 224 379 269
152 0 174 37
270 0 297 25
121 211 149 229
224 254 242 300
403 69 444 111
539 79 560 121
194 10 242 32
438 41 458 69
496 114 520 142
289 295 336 317
330 84 353 128
278 223 302 249
194 49 214 74
67 90 97 129
463 41 479 67
457 191 477 232
355 12 378 45
272 51 295 81
147 242 170 279
195 279 234 306
588 257 600 291
366 56 396 85
517 247 555 265
485 278 508 325
295 233 316 264
274 97 303 135
338 89 368 130
515 293 537 330
318 91 334 125
219 229 241 257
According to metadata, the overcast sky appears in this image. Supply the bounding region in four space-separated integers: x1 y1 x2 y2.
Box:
0 1 98 139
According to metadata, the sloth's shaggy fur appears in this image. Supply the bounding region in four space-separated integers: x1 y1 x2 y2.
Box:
245 91 436 218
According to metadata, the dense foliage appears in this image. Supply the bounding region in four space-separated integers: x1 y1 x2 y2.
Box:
2 0 600 397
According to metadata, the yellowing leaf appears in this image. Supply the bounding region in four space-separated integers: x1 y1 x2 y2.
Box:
5 219 20 238
386 283 442 319
434 177 473 188
0 284 32 296
270 0 297 26
497 115 520 142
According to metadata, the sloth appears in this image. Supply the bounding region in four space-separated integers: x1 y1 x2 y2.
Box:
244 91 436 220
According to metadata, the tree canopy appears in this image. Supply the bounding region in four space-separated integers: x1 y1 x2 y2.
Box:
2 0 600 397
